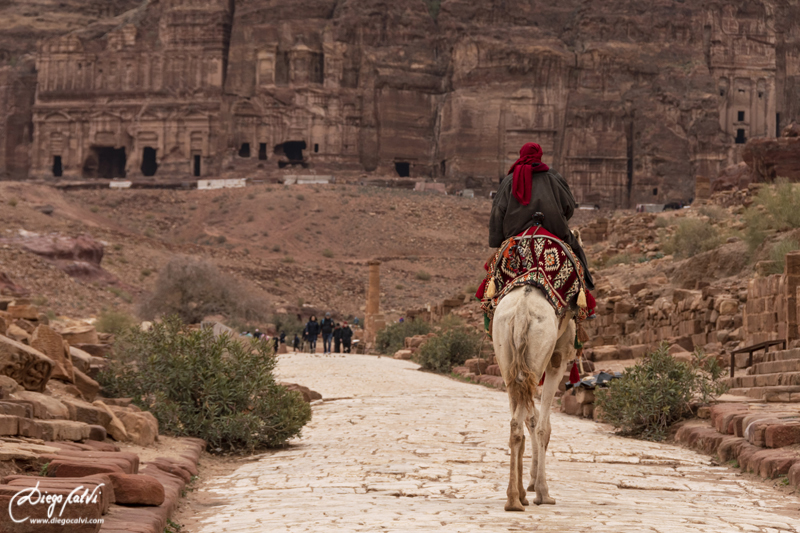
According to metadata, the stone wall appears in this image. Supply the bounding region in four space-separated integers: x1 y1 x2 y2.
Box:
5 1 800 206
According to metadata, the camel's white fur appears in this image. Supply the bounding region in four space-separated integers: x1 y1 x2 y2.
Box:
492 285 575 511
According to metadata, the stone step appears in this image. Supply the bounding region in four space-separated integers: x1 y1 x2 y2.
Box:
724 371 800 389
760 347 800 363
728 385 800 402
750 358 800 375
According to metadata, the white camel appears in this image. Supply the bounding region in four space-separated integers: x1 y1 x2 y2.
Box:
492 284 576 511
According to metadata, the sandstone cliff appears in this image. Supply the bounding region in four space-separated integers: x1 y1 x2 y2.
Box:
2 0 800 208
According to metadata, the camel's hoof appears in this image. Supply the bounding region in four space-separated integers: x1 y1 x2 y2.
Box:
520 496 529 506
534 495 556 506
526 483 535 492
504 501 525 512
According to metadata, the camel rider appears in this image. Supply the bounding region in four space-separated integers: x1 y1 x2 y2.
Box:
489 142 595 291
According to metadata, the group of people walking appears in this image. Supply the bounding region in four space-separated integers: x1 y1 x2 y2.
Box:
297 313 354 354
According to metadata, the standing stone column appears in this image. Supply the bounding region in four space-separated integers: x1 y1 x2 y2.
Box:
784 251 800 343
364 260 385 347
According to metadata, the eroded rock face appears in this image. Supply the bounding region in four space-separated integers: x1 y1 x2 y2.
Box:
5 1 800 206
0 335 54 392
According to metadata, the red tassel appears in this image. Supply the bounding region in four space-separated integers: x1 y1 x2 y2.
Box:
538 372 545 386
569 361 580 384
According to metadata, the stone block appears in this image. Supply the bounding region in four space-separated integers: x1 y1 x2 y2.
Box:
0 414 19 435
48 460 125 477
7 304 39 320
0 334 54 392
107 473 165 506
562 393 580 416
72 344 111 358
0 400 30 417
12 390 68 419
393 349 413 360
0 484 103 533
30 325 74 383
58 324 99 345
464 358 489 375
18 419 91 441
590 345 619 362
765 423 800 448
718 298 739 315
146 459 192 483
61 398 113 428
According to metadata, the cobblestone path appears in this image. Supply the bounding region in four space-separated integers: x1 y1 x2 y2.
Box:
194 353 800 533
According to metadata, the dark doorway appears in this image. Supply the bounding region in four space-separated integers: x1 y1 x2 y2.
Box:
87 146 126 179
652 187 658 196
283 141 306 161
239 143 251 158
395 161 410 177
735 129 746 144
141 147 158 177
194 155 201 177
314 143 319 153
259 143 268 160
52 156 62 177
737 111 745 122
777 113 781 138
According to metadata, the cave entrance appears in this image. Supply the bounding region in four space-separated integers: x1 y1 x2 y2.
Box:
238 143 251 158
735 129 746 144
84 146 126 179
141 147 158 177
395 161 410 177
52 156 63 177
275 141 307 168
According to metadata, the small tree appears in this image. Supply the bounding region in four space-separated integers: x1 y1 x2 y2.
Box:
139 257 268 324
98 316 311 451
375 320 431 355
414 326 482 374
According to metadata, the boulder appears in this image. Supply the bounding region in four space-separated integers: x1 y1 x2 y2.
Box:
108 406 159 446
464 358 489 374
0 334 54 392
92 401 129 441
107 473 165 506
279 383 322 403
13 319 37 334
73 368 100 401
717 298 739 316
0 375 20 396
393 349 413 360
30 325 75 382
5 323 30 343
72 343 111 358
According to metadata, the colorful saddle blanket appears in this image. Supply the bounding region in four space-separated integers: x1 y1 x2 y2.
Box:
476 226 596 325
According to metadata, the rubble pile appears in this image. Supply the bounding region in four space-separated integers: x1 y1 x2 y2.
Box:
0 297 206 533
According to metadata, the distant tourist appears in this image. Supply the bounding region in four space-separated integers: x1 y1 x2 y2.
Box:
273 336 279 352
304 316 320 354
293 334 300 353
333 323 342 353
341 322 353 353
320 312 335 355
279 331 286 346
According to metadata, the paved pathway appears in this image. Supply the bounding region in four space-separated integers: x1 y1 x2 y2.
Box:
193 353 800 532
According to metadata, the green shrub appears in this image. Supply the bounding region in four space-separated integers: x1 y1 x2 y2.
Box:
595 344 728 441
139 257 268 324
95 309 138 335
322 249 334 258
605 252 633 266
752 179 800 230
415 271 432 281
375 320 431 355
98 316 311 452
109 287 133 303
765 238 800 275
272 313 305 337
665 218 722 258
414 327 482 374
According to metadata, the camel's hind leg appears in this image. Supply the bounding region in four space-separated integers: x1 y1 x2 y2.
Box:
530 322 573 505
525 403 551 493
505 398 528 511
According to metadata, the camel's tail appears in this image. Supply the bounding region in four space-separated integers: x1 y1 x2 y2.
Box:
507 302 539 411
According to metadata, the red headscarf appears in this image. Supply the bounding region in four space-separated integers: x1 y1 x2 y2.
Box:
507 142 550 206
